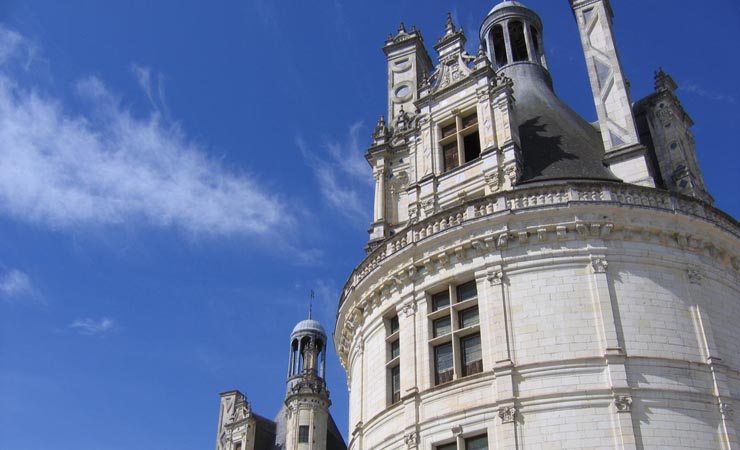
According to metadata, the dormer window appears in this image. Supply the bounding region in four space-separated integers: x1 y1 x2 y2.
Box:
439 112 481 173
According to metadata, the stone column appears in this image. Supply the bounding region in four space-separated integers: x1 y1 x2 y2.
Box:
522 20 534 63
502 21 513 67
373 163 386 222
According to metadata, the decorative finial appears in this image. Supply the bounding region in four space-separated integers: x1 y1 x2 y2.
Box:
309 290 314 320
445 12 456 34
477 44 486 59
399 22 407 33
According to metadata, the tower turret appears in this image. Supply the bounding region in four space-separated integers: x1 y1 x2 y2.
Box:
479 1 619 184
284 317 331 450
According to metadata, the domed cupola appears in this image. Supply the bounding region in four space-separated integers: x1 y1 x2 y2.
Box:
480 0 620 184
480 1 547 72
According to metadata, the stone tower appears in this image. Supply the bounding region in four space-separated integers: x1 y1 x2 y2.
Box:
335 2 739 450
215 317 346 450
284 318 331 450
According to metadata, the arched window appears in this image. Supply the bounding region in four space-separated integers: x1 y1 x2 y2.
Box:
508 21 528 62
491 24 508 68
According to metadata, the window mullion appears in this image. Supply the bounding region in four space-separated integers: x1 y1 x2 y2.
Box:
456 115 465 165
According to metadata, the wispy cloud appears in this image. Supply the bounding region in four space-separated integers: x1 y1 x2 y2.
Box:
0 269 34 302
681 81 737 104
298 122 372 226
0 26 38 70
130 63 171 121
0 25 293 239
69 317 116 335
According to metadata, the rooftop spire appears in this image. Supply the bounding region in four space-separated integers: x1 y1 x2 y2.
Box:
309 290 314 320
445 12 456 35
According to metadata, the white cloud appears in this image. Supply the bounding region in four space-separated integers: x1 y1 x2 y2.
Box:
298 123 372 226
69 317 116 335
0 25 292 238
0 269 33 301
681 82 736 104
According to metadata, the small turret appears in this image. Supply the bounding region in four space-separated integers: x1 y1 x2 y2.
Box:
284 317 331 450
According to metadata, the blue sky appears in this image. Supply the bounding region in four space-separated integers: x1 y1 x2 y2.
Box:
0 1 738 449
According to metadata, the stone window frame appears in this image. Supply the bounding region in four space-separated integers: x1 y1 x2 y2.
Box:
386 312 401 405
428 280 483 386
298 425 310 443
438 109 482 173
434 432 489 450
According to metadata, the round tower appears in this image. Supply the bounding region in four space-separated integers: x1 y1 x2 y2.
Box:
335 2 740 450
284 318 331 450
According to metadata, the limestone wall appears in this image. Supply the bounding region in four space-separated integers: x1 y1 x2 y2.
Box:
336 182 740 450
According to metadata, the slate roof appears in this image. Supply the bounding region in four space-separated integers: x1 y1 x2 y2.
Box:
508 64 620 184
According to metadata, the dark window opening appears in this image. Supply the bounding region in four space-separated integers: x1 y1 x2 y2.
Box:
441 122 457 139
432 291 451 311
509 21 529 62
390 339 400 359
438 444 457 450
465 435 489 450
234 443 242 450
434 342 454 385
461 333 483 377
440 112 480 173
443 142 459 172
433 316 451 338
463 132 481 163
298 425 309 443
457 281 477 303
389 315 399 334
461 113 478 129
459 306 480 329
390 365 401 403
492 25 508 67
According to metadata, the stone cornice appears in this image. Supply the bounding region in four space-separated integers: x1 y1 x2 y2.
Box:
334 182 739 367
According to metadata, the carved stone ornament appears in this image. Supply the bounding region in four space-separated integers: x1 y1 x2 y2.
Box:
401 301 417 318
687 268 702 285
451 424 463 436
487 268 504 286
485 171 501 191
404 432 419 448
390 171 409 195
498 406 517 423
614 395 633 413
591 258 608 274
720 403 733 420
408 202 419 222
505 165 519 185
421 198 436 215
